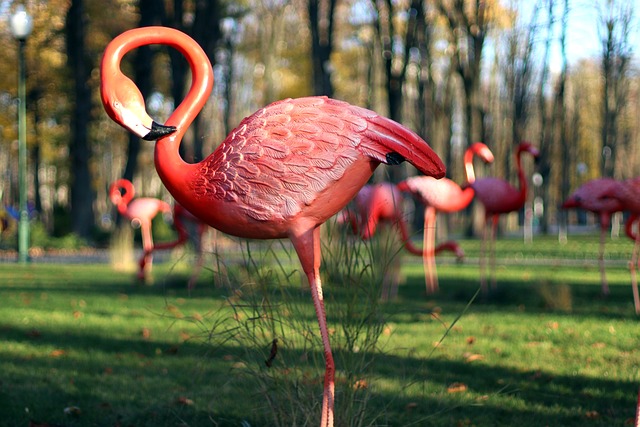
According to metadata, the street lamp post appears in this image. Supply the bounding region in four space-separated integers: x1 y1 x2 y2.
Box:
10 5 33 263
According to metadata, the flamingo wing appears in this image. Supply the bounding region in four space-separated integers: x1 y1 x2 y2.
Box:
471 177 523 215
193 97 444 222
400 176 473 213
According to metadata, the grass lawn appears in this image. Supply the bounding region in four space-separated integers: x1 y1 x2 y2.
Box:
0 233 639 426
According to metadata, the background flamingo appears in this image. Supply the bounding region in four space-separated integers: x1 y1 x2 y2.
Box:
561 177 624 296
597 176 640 313
101 27 445 427
397 142 494 293
341 182 464 299
109 178 171 281
469 141 539 292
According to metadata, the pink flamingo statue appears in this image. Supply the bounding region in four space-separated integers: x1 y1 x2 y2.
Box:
342 182 464 299
469 141 539 293
343 183 463 257
109 178 171 281
561 177 624 296
100 27 445 427
597 176 640 313
397 142 494 293
623 213 640 314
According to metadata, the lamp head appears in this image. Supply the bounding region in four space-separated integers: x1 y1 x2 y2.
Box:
10 5 33 40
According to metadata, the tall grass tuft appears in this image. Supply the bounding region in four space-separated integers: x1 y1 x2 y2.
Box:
202 217 404 426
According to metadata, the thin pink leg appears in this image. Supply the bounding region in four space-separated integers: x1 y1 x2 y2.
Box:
599 225 610 296
138 222 154 281
490 215 499 290
424 206 438 293
290 225 334 427
479 215 488 294
630 221 640 315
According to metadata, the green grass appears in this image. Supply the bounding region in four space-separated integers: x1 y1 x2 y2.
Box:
1 232 639 426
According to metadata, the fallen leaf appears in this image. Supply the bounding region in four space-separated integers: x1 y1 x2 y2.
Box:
405 402 418 410
465 353 484 362
546 321 559 330
447 382 468 393
466 336 475 345
591 342 606 349
353 379 368 390
175 396 194 406
585 410 600 419
63 406 81 416
50 349 66 358
141 328 151 340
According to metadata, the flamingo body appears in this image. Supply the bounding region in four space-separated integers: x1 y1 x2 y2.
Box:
594 177 640 310
101 27 445 427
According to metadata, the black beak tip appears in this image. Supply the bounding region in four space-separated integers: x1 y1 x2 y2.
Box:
143 121 177 141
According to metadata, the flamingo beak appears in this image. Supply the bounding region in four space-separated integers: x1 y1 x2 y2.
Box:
143 121 177 141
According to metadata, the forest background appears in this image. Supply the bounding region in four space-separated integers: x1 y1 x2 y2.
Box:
0 0 638 247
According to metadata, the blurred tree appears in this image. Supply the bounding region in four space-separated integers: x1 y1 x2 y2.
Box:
436 0 491 149
308 0 337 97
598 0 633 178
66 0 95 239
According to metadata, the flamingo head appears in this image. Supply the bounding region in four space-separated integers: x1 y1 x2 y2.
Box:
101 71 176 141
469 142 495 164
518 141 540 158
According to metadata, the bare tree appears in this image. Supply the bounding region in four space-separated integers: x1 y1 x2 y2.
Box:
436 0 490 148
598 0 634 178
309 0 337 97
65 0 95 239
554 0 571 240
535 0 555 234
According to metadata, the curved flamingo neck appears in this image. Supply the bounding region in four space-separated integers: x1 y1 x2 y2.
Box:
110 179 134 215
103 27 214 200
464 147 478 184
515 146 529 205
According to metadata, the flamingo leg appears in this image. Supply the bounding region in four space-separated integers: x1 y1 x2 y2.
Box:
479 214 489 294
598 223 610 296
489 214 499 290
424 206 438 293
630 219 640 315
138 222 154 281
290 225 335 427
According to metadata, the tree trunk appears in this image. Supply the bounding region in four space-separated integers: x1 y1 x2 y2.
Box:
65 0 95 239
308 0 336 97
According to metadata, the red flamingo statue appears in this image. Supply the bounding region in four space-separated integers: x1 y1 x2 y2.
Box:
597 176 640 313
341 183 464 299
100 27 445 427
109 178 171 281
469 141 539 292
397 142 493 293
561 177 624 296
